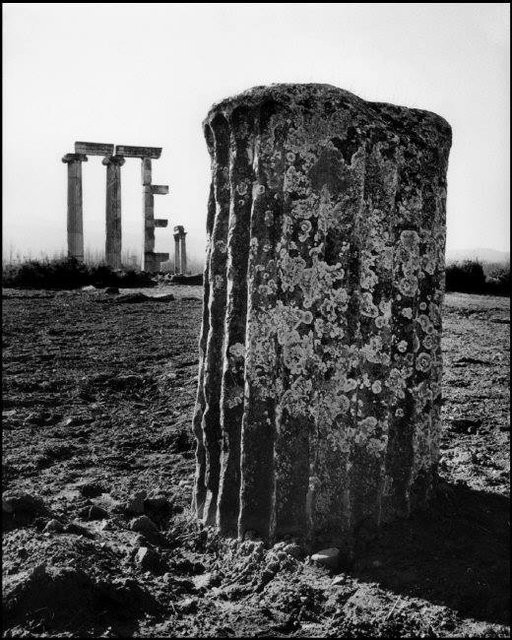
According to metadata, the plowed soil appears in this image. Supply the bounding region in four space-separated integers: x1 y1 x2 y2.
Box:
2 287 510 638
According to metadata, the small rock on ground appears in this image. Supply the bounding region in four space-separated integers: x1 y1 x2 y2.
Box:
310 547 340 570
130 515 158 534
134 547 164 574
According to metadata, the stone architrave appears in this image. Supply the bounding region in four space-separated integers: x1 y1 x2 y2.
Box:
116 145 162 159
62 153 88 261
102 155 125 269
192 84 452 551
75 142 114 156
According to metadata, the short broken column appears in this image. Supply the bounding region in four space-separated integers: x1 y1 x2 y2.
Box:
192 84 452 551
102 155 125 269
62 153 88 261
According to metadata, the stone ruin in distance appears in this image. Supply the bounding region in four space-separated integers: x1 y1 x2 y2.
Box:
62 143 188 274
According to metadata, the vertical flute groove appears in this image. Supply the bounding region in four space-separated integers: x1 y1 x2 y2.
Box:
217 107 255 535
200 114 231 525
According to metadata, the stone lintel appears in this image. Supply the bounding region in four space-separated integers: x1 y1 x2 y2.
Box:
150 185 169 195
154 219 168 227
116 145 162 159
62 153 88 164
75 142 115 156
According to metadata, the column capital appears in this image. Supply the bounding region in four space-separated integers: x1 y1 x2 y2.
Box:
62 153 88 164
102 154 125 167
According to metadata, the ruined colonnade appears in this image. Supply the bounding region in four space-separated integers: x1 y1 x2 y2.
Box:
62 142 170 272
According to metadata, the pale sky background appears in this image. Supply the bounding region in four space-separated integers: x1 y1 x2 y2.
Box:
3 3 510 267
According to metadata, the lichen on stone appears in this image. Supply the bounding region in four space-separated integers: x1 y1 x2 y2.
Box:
193 83 451 548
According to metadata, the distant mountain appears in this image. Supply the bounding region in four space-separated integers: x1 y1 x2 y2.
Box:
446 248 510 264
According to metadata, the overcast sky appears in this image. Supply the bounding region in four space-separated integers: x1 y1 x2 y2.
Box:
3 3 510 264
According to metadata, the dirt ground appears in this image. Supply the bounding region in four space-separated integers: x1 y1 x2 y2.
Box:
2 286 510 638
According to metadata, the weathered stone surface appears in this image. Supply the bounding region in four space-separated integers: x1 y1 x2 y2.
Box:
141 183 169 272
62 153 88 261
141 158 152 186
174 231 181 275
102 155 125 269
74 141 114 156
192 83 451 548
116 145 162 159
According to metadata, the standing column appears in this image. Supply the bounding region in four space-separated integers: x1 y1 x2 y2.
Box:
174 226 183 274
141 157 156 272
180 229 187 274
102 155 125 269
62 153 88 261
141 157 152 187
141 157 169 272
142 186 157 272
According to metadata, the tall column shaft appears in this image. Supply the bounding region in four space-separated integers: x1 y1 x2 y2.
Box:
62 153 87 261
141 165 169 272
141 157 152 186
143 186 156 272
192 84 452 550
180 232 187 274
103 155 125 269
174 236 181 274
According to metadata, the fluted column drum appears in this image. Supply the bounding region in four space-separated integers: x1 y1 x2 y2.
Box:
192 84 451 550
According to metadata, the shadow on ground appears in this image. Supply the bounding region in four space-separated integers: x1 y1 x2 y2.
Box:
351 481 510 626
